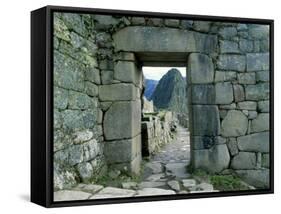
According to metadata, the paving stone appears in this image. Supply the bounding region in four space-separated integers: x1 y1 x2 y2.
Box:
167 180 181 191
90 187 136 199
54 190 92 201
136 188 176 196
182 179 197 188
138 181 166 188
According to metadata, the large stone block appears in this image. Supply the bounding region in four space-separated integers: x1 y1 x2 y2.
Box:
237 73 256 84
103 100 141 140
215 71 236 82
191 84 215 104
192 105 220 136
251 113 269 132
258 101 269 113
246 53 269 71
235 169 269 188
237 132 269 153
220 40 239 53
217 55 246 72
188 53 214 84
68 91 96 110
54 87 68 110
193 144 230 173
237 101 257 110
54 51 84 92
231 152 257 169
256 71 270 82
215 82 233 104
221 110 248 137
99 83 137 101
219 27 237 39
248 24 269 40
114 61 141 85
233 84 245 102
245 83 269 100
104 134 141 163
113 26 217 54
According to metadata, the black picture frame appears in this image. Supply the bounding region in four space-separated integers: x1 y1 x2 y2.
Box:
31 5 274 208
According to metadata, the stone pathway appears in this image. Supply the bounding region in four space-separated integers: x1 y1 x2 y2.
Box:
54 125 218 201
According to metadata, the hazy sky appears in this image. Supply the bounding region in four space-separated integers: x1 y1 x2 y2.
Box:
142 67 186 80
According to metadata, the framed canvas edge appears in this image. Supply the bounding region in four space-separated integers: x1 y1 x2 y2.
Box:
31 5 274 208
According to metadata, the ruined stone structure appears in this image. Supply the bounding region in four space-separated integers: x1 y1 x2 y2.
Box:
53 12 270 190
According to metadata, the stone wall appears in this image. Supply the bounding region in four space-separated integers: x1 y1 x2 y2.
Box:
53 12 270 189
142 112 174 156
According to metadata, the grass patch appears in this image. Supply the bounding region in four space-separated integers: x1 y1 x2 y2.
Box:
210 175 249 191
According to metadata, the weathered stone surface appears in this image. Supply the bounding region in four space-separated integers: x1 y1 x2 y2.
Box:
215 71 236 82
221 110 248 137
122 182 138 189
115 52 136 61
219 27 237 39
164 19 180 27
90 187 136 199
220 40 239 53
215 82 233 104
235 169 269 188
99 83 137 101
61 109 97 130
231 152 256 169
113 26 217 53
246 53 269 71
239 39 253 52
75 184 103 194
258 101 269 113
217 55 246 72
104 135 141 163
99 59 114 70
73 130 93 144
238 73 256 84
85 68 100 85
262 154 270 168
76 162 93 182
114 61 140 84
136 188 176 196
248 24 269 40
190 183 214 192
189 53 214 84
219 103 236 110
93 15 119 30
101 70 113 84
191 84 215 104
131 17 146 25
237 132 269 153
256 71 270 82
54 163 77 190
167 180 181 191
192 105 220 136
165 162 190 178
193 144 230 173
226 138 239 156
68 91 96 110
145 173 166 182
54 87 68 109
54 51 84 91
181 20 193 29
147 18 163 27
233 84 245 102
84 81 98 97
103 100 141 140
237 101 257 110
251 113 269 132
113 154 142 175
245 83 269 100
193 21 211 32
54 190 91 201
248 111 258 119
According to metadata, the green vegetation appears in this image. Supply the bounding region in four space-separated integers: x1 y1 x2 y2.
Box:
192 169 250 191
